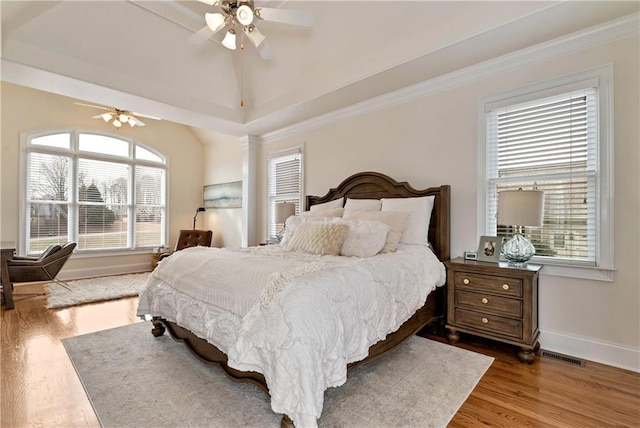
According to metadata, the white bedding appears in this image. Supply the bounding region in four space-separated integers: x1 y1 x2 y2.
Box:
137 244 446 427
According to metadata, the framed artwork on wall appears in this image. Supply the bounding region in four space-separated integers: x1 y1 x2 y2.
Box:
477 235 501 263
204 181 242 208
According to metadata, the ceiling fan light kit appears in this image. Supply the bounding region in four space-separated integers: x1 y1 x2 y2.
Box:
76 102 160 129
194 0 312 56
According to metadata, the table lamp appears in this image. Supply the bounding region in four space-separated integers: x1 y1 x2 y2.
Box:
275 202 296 242
498 189 544 266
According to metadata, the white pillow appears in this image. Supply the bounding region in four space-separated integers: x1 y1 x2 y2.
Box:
309 197 344 211
340 219 389 258
344 198 382 212
284 221 348 255
381 196 435 245
281 209 344 246
343 210 409 253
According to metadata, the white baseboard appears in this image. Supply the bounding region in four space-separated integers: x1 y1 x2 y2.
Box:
58 262 151 281
540 329 640 373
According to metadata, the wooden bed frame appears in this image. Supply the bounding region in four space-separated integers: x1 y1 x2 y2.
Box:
150 171 450 427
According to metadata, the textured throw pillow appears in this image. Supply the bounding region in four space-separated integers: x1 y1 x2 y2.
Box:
381 196 435 245
340 219 390 258
284 221 349 255
343 210 409 253
344 198 382 212
309 197 344 211
281 209 345 246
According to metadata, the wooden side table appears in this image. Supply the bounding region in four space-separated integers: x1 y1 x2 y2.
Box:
1 248 15 310
445 257 542 363
151 252 171 270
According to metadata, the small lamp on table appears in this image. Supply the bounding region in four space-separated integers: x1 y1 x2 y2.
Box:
498 189 544 266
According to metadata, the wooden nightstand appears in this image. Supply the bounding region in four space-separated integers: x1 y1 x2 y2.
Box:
445 257 542 363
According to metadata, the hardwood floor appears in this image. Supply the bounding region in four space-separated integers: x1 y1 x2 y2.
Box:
2 283 639 427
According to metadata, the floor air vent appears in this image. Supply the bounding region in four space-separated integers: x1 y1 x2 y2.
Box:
540 349 585 367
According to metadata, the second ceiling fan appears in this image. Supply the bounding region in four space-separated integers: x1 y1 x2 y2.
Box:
191 0 312 59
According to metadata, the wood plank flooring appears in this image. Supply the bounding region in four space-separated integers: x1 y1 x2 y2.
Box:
2 283 639 427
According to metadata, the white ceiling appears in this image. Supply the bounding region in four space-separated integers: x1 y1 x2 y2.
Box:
2 1 638 136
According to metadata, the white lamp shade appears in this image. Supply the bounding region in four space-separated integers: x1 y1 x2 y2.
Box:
276 202 296 224
205 13 226 34
222 29 237 50
498 190 544 227
101 112 113 122
236 5 254 26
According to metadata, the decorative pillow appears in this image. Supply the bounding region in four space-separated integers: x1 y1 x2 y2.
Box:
344 198 382 212
343 210 409 253
340 219 389 258
381 196 435 245
281 209 345 246
284 221 349 255
309 197 344 211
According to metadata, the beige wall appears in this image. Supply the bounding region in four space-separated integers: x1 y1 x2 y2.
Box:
196 129 243 248
0 82 205 276
252 36 640 369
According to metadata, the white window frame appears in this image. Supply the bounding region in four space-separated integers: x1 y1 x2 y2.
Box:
477 65 614 281
266 145 304 241
19 129 168 256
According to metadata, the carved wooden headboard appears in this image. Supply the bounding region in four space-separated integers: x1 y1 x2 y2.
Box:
306 171 450 261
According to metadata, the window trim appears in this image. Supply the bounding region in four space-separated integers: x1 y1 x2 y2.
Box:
266 144 304 242
477 65 614 281
19 128 168 256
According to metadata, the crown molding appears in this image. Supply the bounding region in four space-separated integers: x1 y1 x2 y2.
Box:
259 12 639 144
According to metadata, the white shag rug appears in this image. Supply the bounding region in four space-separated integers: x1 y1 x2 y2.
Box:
47 272 150 309
63 322 494 428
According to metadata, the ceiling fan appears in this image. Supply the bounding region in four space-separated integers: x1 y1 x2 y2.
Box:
190 0 313 59
74 103 161 128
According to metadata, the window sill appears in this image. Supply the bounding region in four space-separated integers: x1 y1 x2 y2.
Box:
72 249 155 259
538 262 615 282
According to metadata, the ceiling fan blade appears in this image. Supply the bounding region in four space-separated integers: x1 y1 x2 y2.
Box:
189 25 216 45
74 102 110 111
257 40 275 60
131 112 161 121
91 114 106 119
255 7 312 27
197 0 218 5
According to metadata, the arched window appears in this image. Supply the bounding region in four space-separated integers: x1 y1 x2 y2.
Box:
21 130 167 255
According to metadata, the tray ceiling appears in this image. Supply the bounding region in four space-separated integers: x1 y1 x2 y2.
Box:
1 1 638 136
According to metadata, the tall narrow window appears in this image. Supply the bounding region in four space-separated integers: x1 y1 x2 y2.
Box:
267 147 303 240
22 131 167 255
480 67 613 278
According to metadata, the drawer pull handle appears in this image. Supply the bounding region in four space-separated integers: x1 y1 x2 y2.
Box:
463 278 470 285
481 297 489 304
502 284 510 290
482 317 489 324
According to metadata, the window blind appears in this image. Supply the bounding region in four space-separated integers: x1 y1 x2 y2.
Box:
267 149 302 239
23 132 167 255
487 88 597 263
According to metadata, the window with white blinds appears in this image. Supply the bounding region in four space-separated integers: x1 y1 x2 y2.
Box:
481 67 613 276
267 147 303 240
23 131 167 255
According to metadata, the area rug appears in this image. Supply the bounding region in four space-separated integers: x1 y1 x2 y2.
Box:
63 322 494 427
47 272 150 309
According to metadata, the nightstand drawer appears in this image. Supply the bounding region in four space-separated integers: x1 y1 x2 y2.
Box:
454 272 522 297
455 290 522 318
454 308 523 339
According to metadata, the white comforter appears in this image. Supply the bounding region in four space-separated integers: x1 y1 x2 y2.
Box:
137 244 445 427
